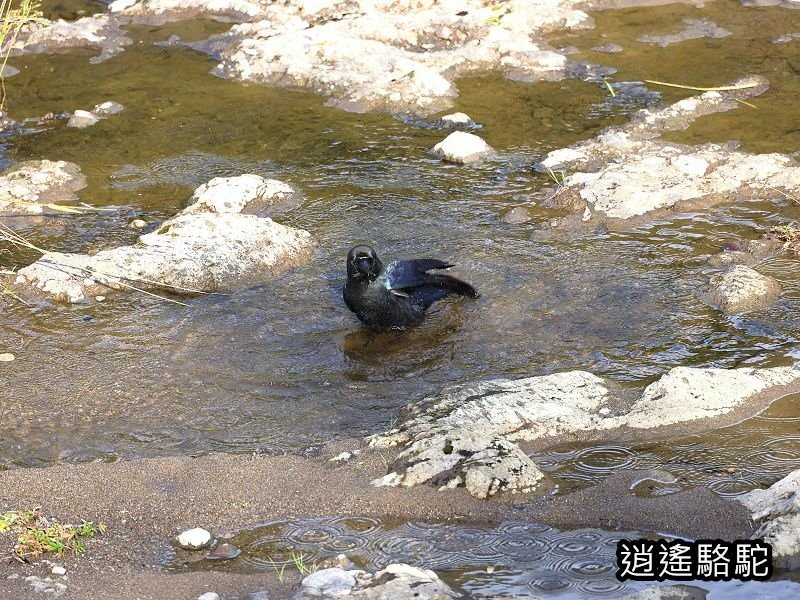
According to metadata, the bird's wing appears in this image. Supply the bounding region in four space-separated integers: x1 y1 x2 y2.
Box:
386 260 478 307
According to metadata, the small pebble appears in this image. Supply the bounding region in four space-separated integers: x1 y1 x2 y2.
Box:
176 527 213 550
726 467 737 474
95 296 106 302
130 219 147 229
197 593 220 600
0 352 15 362
51 566 66 576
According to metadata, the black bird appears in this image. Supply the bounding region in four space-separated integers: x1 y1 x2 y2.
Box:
343 245 479 330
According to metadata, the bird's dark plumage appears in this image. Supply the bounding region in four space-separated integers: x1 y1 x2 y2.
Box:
343 245 478 330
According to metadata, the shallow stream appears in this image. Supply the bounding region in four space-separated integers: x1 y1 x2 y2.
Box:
3 0 800 596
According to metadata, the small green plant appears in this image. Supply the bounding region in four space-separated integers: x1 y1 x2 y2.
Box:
291 549 317 576
267 549 318 582
0 0 47 109
0 508 105 559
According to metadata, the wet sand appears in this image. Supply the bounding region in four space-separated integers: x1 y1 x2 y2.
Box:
0 439 754 599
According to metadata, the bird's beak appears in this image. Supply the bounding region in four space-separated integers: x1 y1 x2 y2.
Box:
357 257 372 275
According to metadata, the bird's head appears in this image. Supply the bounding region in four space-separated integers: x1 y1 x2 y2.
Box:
347 245 383 281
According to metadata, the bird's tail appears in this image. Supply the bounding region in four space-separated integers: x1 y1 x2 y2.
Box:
427 274 480 298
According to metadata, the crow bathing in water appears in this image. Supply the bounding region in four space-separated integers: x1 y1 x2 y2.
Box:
343 245 479 330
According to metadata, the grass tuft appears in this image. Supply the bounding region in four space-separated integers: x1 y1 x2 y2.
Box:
0 509 105 560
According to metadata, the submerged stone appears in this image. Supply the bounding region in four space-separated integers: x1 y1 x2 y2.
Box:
67 110 100 128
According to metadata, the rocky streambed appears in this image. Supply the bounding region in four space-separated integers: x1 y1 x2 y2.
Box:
3 0 800 598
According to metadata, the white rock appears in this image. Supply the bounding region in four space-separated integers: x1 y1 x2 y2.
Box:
431 131 496 165
439 112 477 128
185 174 303 216
14 175 314 303
67 110 100 128
13 14 132 63
197 593 220 600
302 568 356 597
0 353 15 362
624 366 800 429
372 366 800 497
92 101 124 116
536 76 800 220
739 469 800 569
176 527 213 550
130 219 147 229
51 566 66 576
0 160 86 215
699 265 781 313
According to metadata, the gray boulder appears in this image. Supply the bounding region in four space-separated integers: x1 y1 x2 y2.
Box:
699 265 782 313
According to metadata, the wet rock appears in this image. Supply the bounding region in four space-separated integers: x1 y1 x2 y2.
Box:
371 366 800 497
538 76 800 221
176 527 213 550
772 32 800 44
13 175 314 303
297 563 457 599
707 250 758 268
431 131 496 164
0 160 87 216
68 101 125 128
741 0 800 7
92 101 125 117
739 469 800 569
173 0 595 116
186 174 304 217
130 219 147 229
205 542 241 560
430 111 480 130
621 584 709 600
12 15 132 63
373 430 544 498
698 265 781 313
354 564 457 599
592 42 624 53
0 64 19 77
300 568 357 597
503 206 532 224
638 19 732 47
67 110 100 128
